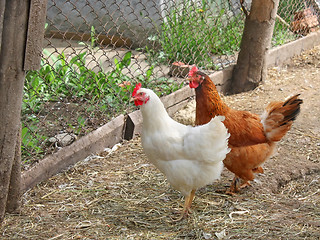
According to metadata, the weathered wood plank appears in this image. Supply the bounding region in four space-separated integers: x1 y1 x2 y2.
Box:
6 126 21 213
21 114 125 192
266 30 320 67
166 98 192 117
24 0 48 70
209 65 234 86
0 0 30 221
161 85 194 108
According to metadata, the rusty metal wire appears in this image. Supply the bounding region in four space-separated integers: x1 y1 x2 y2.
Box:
21 0 319 166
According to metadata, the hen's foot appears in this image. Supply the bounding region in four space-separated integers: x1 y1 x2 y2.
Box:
171 208 192 222
171 189 196 221
240 181 251 189
226 176 240 195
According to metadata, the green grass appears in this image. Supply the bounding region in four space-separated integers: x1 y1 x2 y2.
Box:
24 51 180 115
24 51 131 113
272 19 298 47
146 1 245 68
146 1 300 69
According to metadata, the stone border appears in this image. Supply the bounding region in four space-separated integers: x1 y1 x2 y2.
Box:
21 31 320 192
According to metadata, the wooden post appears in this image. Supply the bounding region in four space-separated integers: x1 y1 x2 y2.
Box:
6 126 22 213
0 1 6 53
0 0 47 222
24 0 48 71
229 0 280 94
0 0 29 222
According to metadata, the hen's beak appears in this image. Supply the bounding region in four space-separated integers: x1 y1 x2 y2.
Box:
130 97 135 102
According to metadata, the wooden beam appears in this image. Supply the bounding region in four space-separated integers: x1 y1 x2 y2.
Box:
0 0 6 53
266 30 320 67
24 0 48 70
161 85 194 109
0 0 30 222
166 98 192 117
6 126 22 213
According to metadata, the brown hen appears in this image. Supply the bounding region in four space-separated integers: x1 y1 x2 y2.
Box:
188 66 303 193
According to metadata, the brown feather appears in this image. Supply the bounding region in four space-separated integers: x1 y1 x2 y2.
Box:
190 71 302 193
263 94 302 142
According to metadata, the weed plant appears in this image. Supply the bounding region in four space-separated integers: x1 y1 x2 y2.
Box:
147 1 300 69
147 1 244 68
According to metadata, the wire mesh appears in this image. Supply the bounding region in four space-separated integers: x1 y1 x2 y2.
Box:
21 0 319 167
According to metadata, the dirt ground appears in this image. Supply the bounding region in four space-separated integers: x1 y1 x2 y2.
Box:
1 46 320 239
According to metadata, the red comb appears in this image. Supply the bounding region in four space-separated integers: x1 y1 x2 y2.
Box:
132 83 142 97
188 66 198 77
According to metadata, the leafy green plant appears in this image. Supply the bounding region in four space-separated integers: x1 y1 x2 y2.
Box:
24 51 129 112
79 26 98 51
21 122 46 162
23 51 132 161
146 2 245 68
158 2 214 67
136 65 183 96
209 12 244 56
24 50 179 114
68 116 86 135
145 0 300 69
272 19 297 46
90 26 97 49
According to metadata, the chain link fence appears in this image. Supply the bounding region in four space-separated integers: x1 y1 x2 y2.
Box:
22 0 319 167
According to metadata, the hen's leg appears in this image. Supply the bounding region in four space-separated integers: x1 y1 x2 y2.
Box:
226 176 240 195
186 189 196 211
173 189 196 221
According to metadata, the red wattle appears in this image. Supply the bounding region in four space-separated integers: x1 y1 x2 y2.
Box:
189 81 199 89
134 100 144 106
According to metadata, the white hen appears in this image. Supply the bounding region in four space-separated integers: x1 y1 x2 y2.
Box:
131 83 230 218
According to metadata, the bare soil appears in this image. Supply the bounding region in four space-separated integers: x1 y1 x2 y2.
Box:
1 46 320 239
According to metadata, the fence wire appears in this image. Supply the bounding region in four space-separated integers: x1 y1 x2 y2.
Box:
22 0 319 167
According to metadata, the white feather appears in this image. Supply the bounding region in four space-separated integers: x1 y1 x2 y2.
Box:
138 88 230 197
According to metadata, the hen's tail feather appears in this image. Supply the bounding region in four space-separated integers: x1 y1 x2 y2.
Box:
262 94 303 142
280 94 302 126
